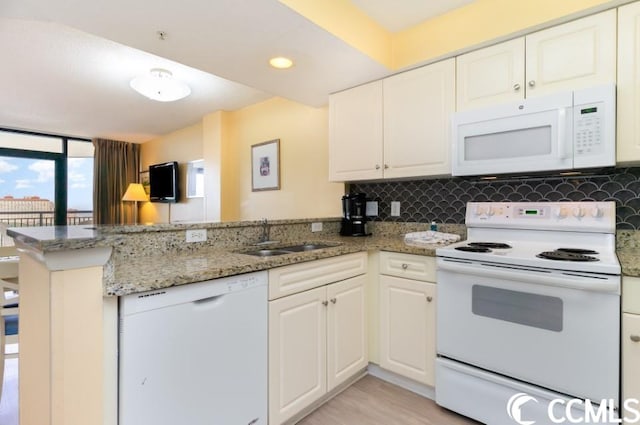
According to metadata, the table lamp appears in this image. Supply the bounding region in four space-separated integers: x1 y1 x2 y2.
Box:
122 183 148 225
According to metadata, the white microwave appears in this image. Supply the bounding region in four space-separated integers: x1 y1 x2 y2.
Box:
451 84 616 177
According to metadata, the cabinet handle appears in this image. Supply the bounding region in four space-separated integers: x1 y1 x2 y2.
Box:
513 83 521 91
384 164 389 169
322 300 328 306
631 335 640 343
330 298 337 304
401 263 408 270
528 80 536 88
426 296 433 302
375 164 381 170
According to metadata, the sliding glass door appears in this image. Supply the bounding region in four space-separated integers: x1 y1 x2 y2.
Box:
0 129 93 246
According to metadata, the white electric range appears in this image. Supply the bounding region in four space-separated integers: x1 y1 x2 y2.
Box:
435 201 621 425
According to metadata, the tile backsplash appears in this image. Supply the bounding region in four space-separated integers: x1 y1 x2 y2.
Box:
350 167 640 229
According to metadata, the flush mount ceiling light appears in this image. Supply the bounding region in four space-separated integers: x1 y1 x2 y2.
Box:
269 56 294 69
129 68 191 102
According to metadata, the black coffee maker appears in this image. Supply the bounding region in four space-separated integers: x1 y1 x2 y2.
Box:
340 193 370 236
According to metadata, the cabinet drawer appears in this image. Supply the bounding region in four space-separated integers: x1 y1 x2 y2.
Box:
268 252 367 300
379 251 436 282
623 276 640 315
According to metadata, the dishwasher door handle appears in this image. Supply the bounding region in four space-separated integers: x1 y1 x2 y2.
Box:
193 294 225 308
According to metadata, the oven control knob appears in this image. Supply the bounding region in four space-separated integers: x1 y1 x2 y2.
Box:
474 206 486 216
572 207 585 218
486 207 495 217
590 207 603 218
554 207 568 218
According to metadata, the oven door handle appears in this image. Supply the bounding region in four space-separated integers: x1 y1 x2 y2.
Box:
437 259 619 293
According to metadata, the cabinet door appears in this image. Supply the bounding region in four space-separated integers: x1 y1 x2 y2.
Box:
456 37 525 110
383 58 455 178
617 2 640 163
623 313 640 412
326 275 368 391
329 81 384 181
525 9 616 98
268 286 327 425
379 275 436 386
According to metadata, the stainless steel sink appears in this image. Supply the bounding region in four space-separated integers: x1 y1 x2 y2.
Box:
279 243 334 252
241 249 294 257
237 243 337 257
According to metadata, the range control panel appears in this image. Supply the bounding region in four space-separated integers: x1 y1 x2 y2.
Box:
465 201 616 233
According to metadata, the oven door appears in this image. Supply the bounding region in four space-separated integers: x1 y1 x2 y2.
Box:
436 257 620 403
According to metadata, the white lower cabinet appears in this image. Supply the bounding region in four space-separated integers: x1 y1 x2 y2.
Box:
268 254 368 425
378 252 437 386
623 313 640 425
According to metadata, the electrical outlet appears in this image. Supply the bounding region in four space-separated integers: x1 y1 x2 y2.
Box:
366 201 378 217
186 229 207 243
311 222 323 232
391 201 401 217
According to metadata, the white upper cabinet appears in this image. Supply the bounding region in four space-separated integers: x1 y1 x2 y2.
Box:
456 9 616 110
383 58 455 178
456 38 525 110
525 9 616 97
617 1 640 163
329 81 383 181
329 59 455 181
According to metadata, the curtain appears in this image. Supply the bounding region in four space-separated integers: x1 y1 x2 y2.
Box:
93 138 140 225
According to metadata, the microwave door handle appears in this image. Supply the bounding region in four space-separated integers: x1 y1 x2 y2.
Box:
557 108 568 159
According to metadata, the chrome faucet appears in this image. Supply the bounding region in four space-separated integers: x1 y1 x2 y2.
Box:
256 218 278 245
260 218 269 243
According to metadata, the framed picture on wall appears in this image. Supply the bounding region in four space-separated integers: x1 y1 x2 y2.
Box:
139 170 150 195
251 139 280 191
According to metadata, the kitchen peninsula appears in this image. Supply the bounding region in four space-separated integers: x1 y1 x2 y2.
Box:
7 218 461 425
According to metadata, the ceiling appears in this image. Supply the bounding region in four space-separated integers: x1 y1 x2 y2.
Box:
0 0 473 143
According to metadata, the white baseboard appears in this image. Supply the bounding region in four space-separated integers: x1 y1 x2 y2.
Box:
367 363 436 401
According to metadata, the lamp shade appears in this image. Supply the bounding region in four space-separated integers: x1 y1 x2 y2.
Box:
122 183 149 202
130 68 191 102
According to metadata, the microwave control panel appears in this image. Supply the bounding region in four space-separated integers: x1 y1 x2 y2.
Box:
572 83 615 168
574 101 604 157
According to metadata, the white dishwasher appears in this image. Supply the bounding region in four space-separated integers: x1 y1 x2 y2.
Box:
119 271 267 425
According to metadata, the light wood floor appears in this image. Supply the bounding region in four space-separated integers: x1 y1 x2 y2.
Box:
1 364 480 425
0 358 18 425
298 375 480 425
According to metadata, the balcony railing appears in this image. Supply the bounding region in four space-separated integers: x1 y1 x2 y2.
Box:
0 210 93 246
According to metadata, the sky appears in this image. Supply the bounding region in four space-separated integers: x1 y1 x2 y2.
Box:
0 156 93 210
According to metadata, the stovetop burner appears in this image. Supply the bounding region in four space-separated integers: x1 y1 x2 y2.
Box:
455 246 492 253
537 251 599 262
556 248 599 255
468 242 512 249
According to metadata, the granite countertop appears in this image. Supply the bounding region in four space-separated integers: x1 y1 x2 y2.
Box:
107 234 444 296
12 222 639 294
617 248 640 278
8 221 456 296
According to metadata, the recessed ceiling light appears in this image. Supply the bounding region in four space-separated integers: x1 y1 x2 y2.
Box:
269 56 294 69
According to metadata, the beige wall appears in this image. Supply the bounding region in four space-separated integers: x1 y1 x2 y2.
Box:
140 98 344 223
139 122 204 224
225 97 344 221
280 0 624 70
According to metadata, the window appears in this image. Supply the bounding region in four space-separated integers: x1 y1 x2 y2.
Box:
0 129 93 246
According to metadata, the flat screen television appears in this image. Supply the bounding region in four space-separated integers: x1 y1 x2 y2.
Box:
149 161 179 203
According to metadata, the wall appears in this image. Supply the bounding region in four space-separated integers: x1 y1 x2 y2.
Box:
140 98 344 224
223 97 344 221
139 122 204 224
279 0 624 70
350 168 640 229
